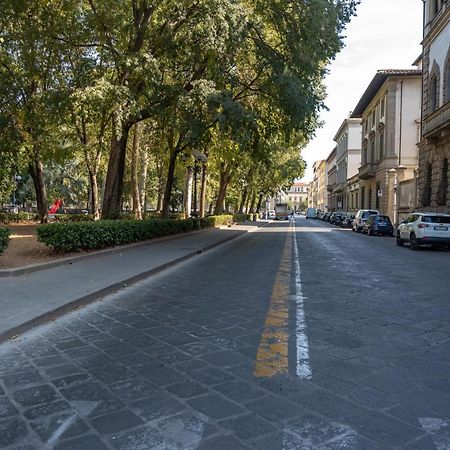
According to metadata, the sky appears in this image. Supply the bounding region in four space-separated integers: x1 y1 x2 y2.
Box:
300 0 424 182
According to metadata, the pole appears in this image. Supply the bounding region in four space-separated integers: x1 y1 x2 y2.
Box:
193 160 198 217
393 171 398 226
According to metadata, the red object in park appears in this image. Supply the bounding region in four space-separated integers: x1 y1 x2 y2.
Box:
48 199 63 214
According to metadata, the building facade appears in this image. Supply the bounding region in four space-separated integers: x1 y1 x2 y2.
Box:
332 118 362 211
417 0 450 213
311 160 327 211
285 182 309 211
351 70 422 223
326 148 337 211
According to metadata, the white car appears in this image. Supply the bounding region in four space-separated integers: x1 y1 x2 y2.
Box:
396 212 450 250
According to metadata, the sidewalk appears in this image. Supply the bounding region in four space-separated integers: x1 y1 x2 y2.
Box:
0 222 267 342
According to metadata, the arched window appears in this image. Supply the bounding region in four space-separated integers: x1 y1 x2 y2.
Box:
430 75 438 112
429 61 440 113
436 159 448 206
421 162 433 207
445 50 450 103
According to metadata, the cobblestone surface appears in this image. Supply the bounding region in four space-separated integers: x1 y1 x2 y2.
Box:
1 218 450 449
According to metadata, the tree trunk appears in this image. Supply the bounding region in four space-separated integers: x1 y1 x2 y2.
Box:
249 192 257 213
102 123 131 219
88 168 100 220
161 146 179 219
214 168 231 215
139 147 149 212
29 154 48 224
239 187 248 213
256 192 264 213
183 167 193 219
199 163 208 218
131 123 142 220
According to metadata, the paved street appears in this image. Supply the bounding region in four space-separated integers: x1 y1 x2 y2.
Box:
1 217 450 449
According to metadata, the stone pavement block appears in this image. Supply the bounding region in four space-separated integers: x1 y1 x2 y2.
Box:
245 395 301 422
32 354 67 368
166 379 209 399
12 384 58 407
200 350 250 367
108 377 162 402
1 369 43 388
189 367 235 385
140 365 185 386
131 395 186 421
89 409 144 434
54 434 109 450
30 412 88 442
346 410 424 447
51 373 90 389
23 399 72 421
0 397 18 418
197 435 252 450
109 424 165 449
187 393 244 420
349 387 400 410
45 364 82 379
213 380 266 403
219 413 278 440
0 417 29 447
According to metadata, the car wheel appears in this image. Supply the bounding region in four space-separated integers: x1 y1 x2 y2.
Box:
396 231 404 246
410 233 419 250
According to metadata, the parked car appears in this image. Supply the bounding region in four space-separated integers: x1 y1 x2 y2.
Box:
306 207 316 219
329 212 345 225
267 210 276 219
323 212 332 222
340 213 355 228
396 212 450 249
352 209 379 232
362 215 394 236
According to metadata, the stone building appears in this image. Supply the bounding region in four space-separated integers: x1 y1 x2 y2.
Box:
351 69 422 224
417 0 450 213
312 160 327 211
332 118 362 211
285 182 309 211
326 148 337 211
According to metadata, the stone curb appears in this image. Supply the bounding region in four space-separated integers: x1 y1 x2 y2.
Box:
0 221 269 343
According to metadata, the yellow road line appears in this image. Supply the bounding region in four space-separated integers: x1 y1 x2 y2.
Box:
254 223 292 378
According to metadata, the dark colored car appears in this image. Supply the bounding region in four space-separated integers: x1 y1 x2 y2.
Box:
322 212 332 222
362 215 394 236
329 212 344 225
340 213 355 228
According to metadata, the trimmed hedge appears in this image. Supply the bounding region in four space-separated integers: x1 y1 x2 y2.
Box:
0 228 10 254
0 212 39 223
52 214 95 222
232 213 251 223
200 215 233 228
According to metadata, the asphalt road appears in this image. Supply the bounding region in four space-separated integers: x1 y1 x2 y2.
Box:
1 216 450 449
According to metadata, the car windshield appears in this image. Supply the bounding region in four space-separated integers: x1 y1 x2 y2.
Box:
422 216 450 224
376 216 390 222
362 211 377 219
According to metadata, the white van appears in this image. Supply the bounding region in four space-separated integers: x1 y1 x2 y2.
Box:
306 207 316 219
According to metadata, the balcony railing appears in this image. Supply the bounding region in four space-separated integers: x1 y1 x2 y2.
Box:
358 163 376 180
422 101 450 138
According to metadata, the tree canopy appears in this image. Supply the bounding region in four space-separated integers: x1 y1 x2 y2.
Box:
0 0 359 219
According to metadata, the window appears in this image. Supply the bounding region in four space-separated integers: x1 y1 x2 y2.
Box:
430 75 439 112
376 182 381 210
380 97 385 118
445 57 450 103
370 139 375 163
372 110 376 127
368 188 372 209
361 187 365 208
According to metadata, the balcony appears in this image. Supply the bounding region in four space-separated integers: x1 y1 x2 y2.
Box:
422 101 450 138
358 163 376 180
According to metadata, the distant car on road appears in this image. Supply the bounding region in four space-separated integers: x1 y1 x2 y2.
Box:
396 212 450 249
268 210 276 219
352 209 379 232
362 215 394 236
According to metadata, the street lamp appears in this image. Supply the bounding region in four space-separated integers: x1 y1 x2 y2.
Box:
190 150 207 218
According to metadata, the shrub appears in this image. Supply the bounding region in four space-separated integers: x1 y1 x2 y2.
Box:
0 228 10 254
52 214 95 222
37 214 238 253
0 212 39 223
232 213 250 223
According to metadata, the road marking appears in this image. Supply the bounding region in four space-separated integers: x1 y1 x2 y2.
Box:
254 223 292 378
283 419 357 449
292 220 312 379
46 414 77 446
419 417 450 449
